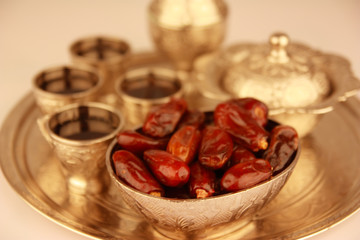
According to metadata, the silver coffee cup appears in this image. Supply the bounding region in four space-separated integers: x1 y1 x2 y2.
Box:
32 65 103 114
37 102 124 194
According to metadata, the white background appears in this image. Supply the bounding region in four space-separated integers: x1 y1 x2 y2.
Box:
1 0 359 239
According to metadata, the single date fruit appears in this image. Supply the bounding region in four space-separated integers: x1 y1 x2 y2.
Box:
178 110 205 128
227 145 256 168
263 125 299 174
167 125 202 164
142 98 187 137
230 98 268 127
117 130 168 155
221 159 272 192
198 126 234 170
214 100 268 152
189 162 216 198
112 150 164 196
143 150 190 187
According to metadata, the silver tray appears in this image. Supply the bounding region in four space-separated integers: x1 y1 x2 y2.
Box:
1 93 360 239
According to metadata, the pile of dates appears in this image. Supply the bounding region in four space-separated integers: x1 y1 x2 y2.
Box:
112 98 298 199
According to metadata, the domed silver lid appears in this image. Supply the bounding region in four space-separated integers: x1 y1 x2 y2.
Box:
196 32 360 115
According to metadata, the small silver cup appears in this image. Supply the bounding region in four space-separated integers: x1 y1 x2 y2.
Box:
115 67 185 126
38 102 124 194
69 36 131 105
32 65 103 114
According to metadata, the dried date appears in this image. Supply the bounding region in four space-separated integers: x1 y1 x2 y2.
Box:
167 125 202 165
214 100 268 152
226 145 256 168
117 130 168 155
142 98 187 137
189 162 216 198
198 126 234 170
230 98 268 127
143 149 190 187
178 110 205 129
112 150 164 196
221 159 272 192
263 125 298 174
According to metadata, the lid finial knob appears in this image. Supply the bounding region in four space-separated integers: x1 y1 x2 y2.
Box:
268 32 290 63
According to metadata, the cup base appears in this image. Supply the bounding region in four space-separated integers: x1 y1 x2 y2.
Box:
65 170 110 195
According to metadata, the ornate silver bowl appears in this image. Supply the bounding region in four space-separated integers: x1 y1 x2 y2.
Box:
105 124 300 239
